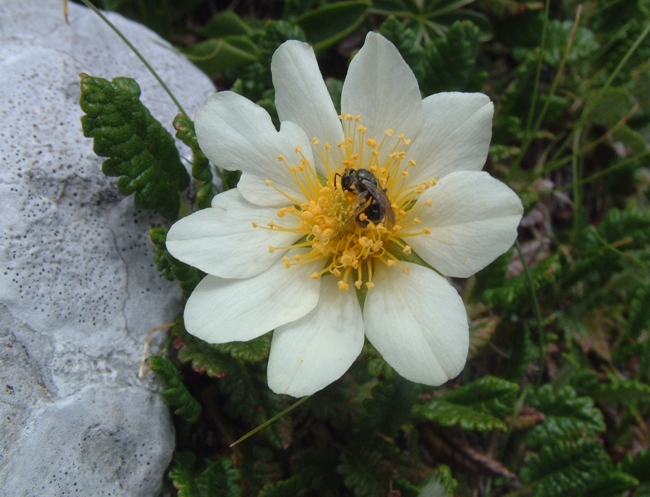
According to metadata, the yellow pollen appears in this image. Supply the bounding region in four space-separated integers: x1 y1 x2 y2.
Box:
385 128 394 136
252 221 259 228
266 179 272 186
366 281 375 290
354 280 363 290
367 138 377 147
386 260 396 267
338 281 349 291
295 145 302 153
277 155 284 161
312 137 319 144
430 177 437 185
325 142 332 150
283 257 291 268
268 221 275 228
269 245 275 253
409 160 416 167
403 245 412 254
357 125 367 133
414 217 421 224
426 199 433 206
311 272 319 279
423 228 431 234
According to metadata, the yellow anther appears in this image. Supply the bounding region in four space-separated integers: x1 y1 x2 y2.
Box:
426 199 433 207
301 211 314 220
366 281 375 290
367 138 377 147
325 142 332 150
423 228 431 234
413 217 421 224
277 155 284 161
269 245 275 253
295 145 302 153
338 280 350 291
311 272 319 279
357 125 367 133
354 280 363 289
312 137 319 145
385 128 394 136
403 245 412 255
268 220 275 228
386 260 396 267
266 179 272 186
402 267 410 274
293 254 302 261
402 170 409 177
409 159 417 167
252 221 259 228
333 268 341 277
404 139 411 145
430 177 437 185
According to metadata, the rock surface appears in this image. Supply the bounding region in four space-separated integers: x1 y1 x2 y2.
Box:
0 0 214 494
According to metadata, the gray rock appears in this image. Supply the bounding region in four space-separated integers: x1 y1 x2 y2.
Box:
0 0 215 494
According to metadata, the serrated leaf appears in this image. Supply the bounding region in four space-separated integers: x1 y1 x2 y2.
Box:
168 452 242 497
173 114 216 209
525 385 605 447
520 440 614 497
338 448 390 497
468 316 500 358
79 74 190 219
293 2 370 51
258 476 305 497
412 376 519 431
504 325 537 383
215 334 272 363
594 379 650 404
618 448 650 483
580 471 639 497
420 20 483 95
380 17 423 75
149 355 202 424
150 227 203 298
358 377 418 439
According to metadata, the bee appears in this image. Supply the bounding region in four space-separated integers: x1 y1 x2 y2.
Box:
335 168 395 228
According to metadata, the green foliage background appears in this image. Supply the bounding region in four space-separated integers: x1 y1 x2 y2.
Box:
77 0 650 495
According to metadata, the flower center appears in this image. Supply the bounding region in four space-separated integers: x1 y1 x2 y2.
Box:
260 114 435 291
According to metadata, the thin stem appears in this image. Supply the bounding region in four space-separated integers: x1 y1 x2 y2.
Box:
76 0 188 117
515 240 546 384
512 0 552 175
570 128 583 246
230 396 310 448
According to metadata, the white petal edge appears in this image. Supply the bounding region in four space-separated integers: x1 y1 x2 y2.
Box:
166 189 301 279
184 258 321 344
267 276 364 397
194 91 314 206
341 32 422 152
404 171 523 278
364 262 469 385
272 40 344 174
408 92 494 183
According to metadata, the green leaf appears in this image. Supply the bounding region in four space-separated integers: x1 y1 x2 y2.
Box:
79 74 190 219
358 377 419 439
149 355 202 424
503 324 537 383
196 11 252 38
380 17 423 74
173 114 216 209
412 376 519 431
150 227 203 298
215 334 272 363
543 20 599 67
520 439 613 497
594 379 650 405
338 448 390 497
525 385 605 447
258 476 305 497
293 2 370 51
420 20 485 96
580 471 639 497
618 448 650 483
168 452 242 497
185 36 259 75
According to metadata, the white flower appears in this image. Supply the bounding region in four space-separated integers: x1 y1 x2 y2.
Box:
167 32 523 397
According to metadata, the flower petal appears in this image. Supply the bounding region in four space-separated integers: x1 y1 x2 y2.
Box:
341 32 422 148
194 91 313 206
184 259 321 344
267 276 364 397
364 262 469 385
405 171 523 278
408 93 493 183
272 40 344 174
166 189 301 279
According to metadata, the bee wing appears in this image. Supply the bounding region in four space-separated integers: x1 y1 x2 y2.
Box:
360 179 395 226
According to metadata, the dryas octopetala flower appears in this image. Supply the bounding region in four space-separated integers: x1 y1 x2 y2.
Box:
166 32 523 397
